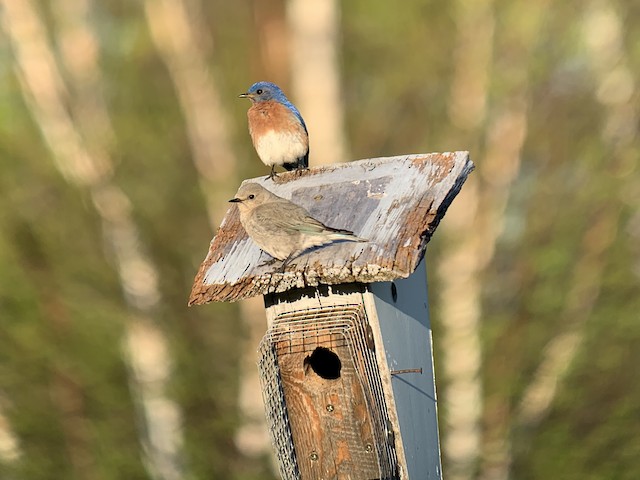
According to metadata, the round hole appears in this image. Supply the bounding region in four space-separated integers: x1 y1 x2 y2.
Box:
304 347 341 380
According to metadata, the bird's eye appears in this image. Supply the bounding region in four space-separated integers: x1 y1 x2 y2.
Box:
248 194 255 199
256 89 263 95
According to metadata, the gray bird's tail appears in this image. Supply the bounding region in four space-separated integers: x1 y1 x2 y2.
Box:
325 227 367 243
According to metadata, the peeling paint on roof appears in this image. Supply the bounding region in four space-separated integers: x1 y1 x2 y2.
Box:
189 152 474 305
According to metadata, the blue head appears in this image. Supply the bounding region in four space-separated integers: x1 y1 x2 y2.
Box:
239 81 307 131
239 81 288 103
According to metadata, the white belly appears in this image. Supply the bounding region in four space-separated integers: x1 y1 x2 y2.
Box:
254 129 307 166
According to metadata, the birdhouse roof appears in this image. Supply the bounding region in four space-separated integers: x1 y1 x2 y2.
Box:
189 151 473 305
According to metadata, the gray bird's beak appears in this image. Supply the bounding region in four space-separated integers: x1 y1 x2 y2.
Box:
238 92 253 99
229 197 242 203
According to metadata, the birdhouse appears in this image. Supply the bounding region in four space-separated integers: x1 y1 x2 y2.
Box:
189 152 474 480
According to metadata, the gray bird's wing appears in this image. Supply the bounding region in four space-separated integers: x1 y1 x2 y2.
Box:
254 201 329 234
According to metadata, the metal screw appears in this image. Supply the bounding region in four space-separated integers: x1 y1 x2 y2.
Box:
326 404 334 412
309 451 319 461
390 368 423 375
365 444 373 453
365 324 375 351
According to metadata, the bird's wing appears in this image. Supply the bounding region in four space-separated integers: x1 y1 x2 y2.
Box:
296 215 331 234
292 214 360 238
254 202 328 234
283 100 308 134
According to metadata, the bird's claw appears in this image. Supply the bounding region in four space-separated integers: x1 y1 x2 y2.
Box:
266 165 278 181
276 260 295 274
258 257 279 268
258 257 296 273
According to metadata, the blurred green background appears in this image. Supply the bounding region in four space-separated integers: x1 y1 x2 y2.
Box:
1 0 639 479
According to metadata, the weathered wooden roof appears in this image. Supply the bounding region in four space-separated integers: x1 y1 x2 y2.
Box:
189 151 473 304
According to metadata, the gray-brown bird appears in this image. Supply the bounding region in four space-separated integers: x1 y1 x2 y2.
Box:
229 183 366 267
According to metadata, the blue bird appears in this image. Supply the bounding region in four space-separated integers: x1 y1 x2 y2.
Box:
239 81 309 180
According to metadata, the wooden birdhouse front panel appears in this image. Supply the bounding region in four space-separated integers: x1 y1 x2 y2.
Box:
277 331 378 478
259 286 400 480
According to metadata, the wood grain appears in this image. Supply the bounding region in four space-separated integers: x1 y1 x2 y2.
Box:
277 338 380 479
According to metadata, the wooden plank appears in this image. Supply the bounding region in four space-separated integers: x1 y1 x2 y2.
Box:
367 259 442 479
278 342 379 479
189 152 473 304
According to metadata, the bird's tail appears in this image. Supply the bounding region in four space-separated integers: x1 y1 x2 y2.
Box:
282 155 308 171
325 228 367 243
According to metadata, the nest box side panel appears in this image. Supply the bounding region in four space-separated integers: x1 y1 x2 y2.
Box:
367 259 442 479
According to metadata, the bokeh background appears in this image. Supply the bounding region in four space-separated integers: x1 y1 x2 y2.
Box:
1 0 639 479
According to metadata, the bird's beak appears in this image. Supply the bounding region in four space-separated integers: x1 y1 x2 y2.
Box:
229 197 242 203
238 92 253 99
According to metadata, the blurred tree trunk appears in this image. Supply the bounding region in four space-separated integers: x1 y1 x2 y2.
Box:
441 1 552 479
144 0 238 227
439 0 495 478
287 0 348 165
475 2 551 479
1 2 185 479
251 0 290 87
0 396 20 467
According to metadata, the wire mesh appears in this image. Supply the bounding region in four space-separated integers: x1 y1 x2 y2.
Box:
258 342 301 479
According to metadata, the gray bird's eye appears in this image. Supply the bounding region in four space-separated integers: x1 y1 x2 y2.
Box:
248 194 255 199
256 89 263 95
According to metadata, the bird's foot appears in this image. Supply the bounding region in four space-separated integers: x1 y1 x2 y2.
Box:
266 166 278 181
274 253 297 273
276 259 296 274
258 257 279 268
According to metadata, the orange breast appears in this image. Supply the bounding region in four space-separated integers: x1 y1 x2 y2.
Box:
247 101 304 137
